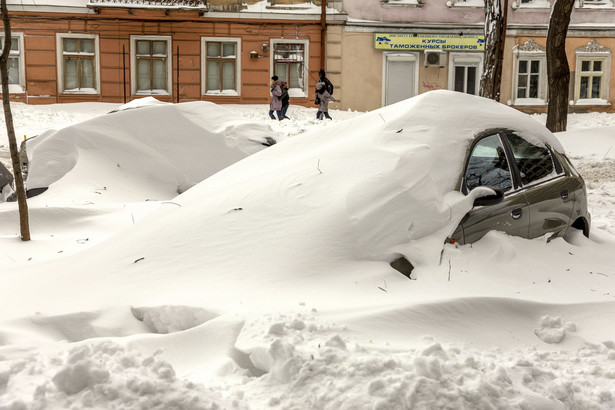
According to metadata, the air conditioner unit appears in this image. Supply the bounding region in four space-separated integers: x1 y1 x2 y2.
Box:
424 50 446 67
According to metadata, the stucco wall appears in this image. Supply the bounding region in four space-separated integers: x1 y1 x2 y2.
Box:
340 31 383 112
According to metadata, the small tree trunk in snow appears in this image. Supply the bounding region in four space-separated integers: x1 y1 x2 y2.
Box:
480 0 508 102
1 0 30 241
546 0 575 133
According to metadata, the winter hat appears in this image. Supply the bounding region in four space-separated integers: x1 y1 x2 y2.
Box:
316 82 324 90
271 75 278 81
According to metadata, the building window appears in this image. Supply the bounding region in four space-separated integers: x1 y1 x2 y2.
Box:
57 34 100 94
517 59 542 98
574 40 611 105
271 39 309 97
511 40 547 105
131 35 172 95
448 53 482 95
202 37 241 96
578 59 605 99
0 33 24 93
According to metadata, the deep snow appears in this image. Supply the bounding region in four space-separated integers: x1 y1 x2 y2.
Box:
0 95 614 409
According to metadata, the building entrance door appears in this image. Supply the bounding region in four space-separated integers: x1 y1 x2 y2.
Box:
385 54 417 106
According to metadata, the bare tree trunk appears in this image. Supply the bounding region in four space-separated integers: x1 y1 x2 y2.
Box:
480 0 508 101
546 0 575 133
1 0 30 241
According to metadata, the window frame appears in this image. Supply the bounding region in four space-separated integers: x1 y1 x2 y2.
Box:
130 35 173 96
201 37 241 97
0 32 25 94
56 33 100 95
574 40 611 106
511 40 547 106
448 52 483 95
463 132 515 194
270 38 309 98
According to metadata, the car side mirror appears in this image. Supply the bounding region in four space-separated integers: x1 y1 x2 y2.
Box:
473 186 505 207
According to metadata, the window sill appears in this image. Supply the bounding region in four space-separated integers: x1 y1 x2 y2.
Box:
511 98 547 106
576 3 615 8
446 1 484 7
62 88 99 95
381 1 423 7
205 90 239 97
512 3 552 9
571 98 610 106
135 90 171 96
288 89 306 98
8 85 24 94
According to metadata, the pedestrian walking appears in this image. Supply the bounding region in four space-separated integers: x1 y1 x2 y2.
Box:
269 75 283 120
280 81 290 120
315 81 335 120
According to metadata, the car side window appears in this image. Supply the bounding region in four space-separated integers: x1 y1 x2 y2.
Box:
465 134 513 193
505 133 554 186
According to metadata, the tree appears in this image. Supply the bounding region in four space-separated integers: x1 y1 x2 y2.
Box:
1 0 30 241
546 0 575 133
480 0 508 101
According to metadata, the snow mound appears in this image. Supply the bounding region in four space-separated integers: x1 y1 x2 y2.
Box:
24 101 279 202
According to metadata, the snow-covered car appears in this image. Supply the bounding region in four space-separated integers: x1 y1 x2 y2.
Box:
148 90 589 279
21 100 278 201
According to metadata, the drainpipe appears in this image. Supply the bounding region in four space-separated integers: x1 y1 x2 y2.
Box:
320 0 326 70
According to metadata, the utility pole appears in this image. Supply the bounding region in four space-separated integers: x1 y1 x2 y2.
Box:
320 0 326 70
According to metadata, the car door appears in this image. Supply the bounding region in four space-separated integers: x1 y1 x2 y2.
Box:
457 132 530 244
503 132 576 239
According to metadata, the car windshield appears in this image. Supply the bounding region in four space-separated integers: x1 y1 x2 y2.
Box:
465 133 513 193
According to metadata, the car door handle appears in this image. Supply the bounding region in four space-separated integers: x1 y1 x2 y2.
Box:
511 208 523 220
561 189 569 200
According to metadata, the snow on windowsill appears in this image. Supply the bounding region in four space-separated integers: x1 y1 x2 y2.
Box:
135 90 170 96
447 0 484 8
576 1 615 8
62 88 99 95
288 88 306 98
8 84 24 94
381 0 423 7
512 98 547 106
572 98 611 106
205 90 239 97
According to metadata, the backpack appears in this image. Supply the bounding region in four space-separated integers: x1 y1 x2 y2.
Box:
325 78 334 95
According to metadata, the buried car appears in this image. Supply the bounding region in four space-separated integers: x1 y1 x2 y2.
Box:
116 90 591 285
20 100 278 201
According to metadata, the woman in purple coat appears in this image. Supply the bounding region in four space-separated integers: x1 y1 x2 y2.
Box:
269 76 283 120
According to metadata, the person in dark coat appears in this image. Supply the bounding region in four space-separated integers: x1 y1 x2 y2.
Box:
269 75 283 120
318 69 334 96
280 81 290 120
